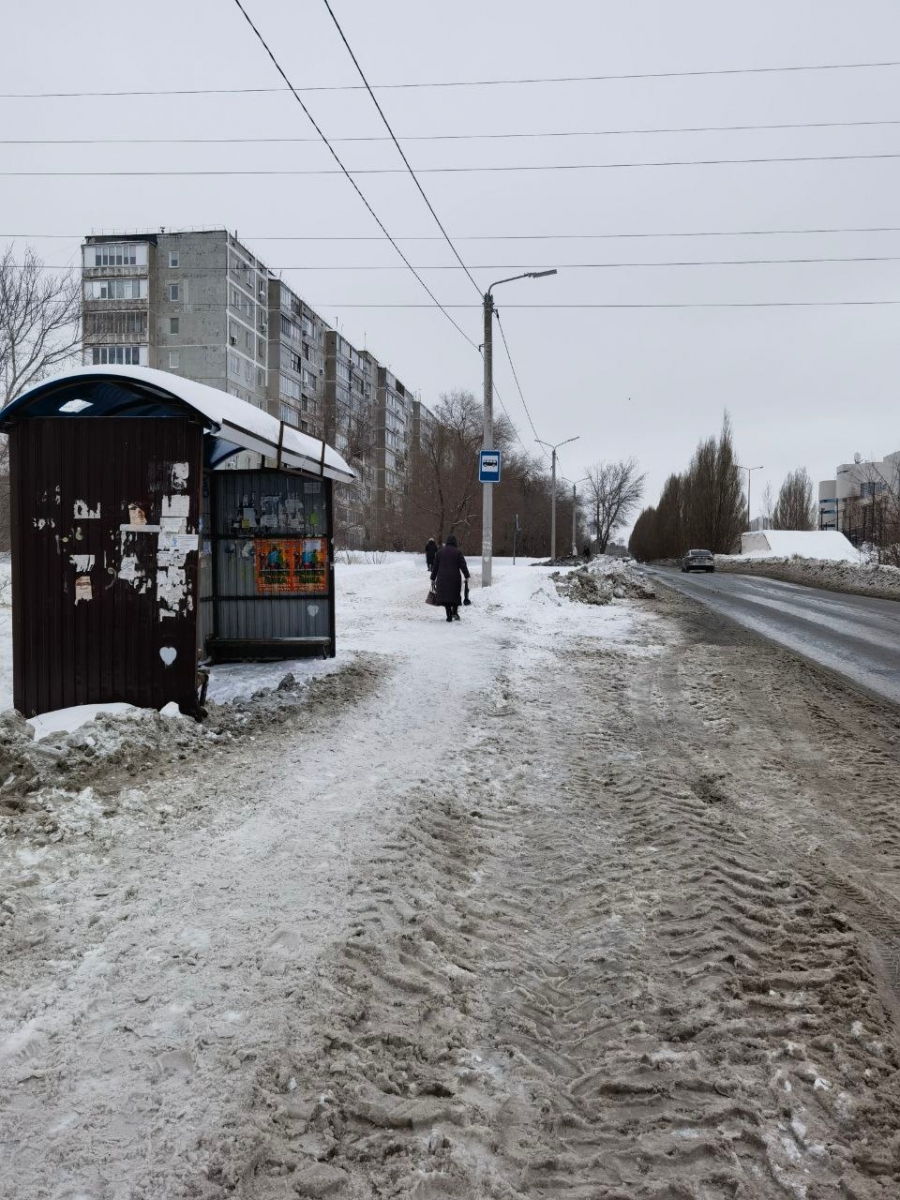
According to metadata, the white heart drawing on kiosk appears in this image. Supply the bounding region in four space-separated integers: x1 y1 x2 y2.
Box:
159 647 178 667
308 605 319 617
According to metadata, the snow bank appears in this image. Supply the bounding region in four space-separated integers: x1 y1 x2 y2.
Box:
552 557 656 604
738 530 861 562
717 554 900 601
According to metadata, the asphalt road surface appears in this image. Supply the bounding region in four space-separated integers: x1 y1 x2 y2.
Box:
646 565 900 707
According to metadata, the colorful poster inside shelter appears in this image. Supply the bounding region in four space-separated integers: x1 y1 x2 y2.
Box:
254 538 328 595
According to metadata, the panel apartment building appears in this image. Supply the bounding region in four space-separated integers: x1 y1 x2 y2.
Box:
81 228 436 547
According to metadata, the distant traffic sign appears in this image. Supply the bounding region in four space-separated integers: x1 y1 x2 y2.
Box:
479 449 502 484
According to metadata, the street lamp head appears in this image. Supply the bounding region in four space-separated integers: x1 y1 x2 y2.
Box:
526 269 558 279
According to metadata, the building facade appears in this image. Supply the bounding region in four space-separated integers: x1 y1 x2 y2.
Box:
83 230 268 409
81 227 436 547
819 451 900 539
267 280 327 436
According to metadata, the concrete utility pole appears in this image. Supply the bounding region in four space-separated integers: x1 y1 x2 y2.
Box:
481 269 557 587
537 436 579 561
737 463 764 530
482 291 494 586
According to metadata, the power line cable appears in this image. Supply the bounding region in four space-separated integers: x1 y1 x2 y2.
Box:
10 225 900 241
26 253 900 269
3 59 899 99
494 312 550 460
489 380 531 457
43 298 900 310
7 116 900 145
318 0 481 298
227 0 478 352
9 150 900 176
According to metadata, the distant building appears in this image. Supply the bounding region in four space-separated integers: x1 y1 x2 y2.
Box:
375 366 413 548
82 230 268 409
818 451 900 540
81 227 436 547
267 279 327 436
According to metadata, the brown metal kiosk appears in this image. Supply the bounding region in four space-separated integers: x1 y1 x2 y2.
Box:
1 366 355 719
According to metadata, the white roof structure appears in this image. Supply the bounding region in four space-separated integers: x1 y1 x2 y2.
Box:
4 366 356 483
739 530 861 562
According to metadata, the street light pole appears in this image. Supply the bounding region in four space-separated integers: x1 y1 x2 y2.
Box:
482 291 494 585
737 463 764 530
536 435 579 561
481 269 557 587
564 475 589 557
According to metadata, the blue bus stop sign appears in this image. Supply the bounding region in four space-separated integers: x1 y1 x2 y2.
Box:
479 449 502 484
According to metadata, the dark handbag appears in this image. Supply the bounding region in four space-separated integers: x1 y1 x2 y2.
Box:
463 580 471 606
426 584 438 606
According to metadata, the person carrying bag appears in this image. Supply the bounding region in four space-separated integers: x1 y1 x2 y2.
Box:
430 534 470 623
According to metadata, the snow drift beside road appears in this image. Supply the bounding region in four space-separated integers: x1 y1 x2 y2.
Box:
716 553 900 602
738 529 861 561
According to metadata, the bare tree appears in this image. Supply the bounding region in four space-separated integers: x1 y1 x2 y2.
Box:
759 481 775 527
0 244 81 549
583 458 646 553
1 244 81 406
411 391 484 545
772 467 816 530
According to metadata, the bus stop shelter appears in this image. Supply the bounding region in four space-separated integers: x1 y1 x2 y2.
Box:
0 366 355 719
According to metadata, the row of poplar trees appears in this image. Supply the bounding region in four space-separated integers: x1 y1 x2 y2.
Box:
629 415 746 561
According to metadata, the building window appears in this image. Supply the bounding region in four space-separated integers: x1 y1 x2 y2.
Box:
168 250 180 268
279 403 300 428
228 352 241 377
85 311 147 338
169 351 180 369
84 242 147 268
169 317 179 334
85 278 148 300
860 481 886 499
90 344 144 366
279 373 301 402
168 283 180 302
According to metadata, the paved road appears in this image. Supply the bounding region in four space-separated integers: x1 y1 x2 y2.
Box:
646 566 900 707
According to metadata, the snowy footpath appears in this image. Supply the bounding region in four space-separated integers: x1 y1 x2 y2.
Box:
4 556 900 1198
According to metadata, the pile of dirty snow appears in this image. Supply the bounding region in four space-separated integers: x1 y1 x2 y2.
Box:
716 554 900 601
0 659 380 831
551 558 656 605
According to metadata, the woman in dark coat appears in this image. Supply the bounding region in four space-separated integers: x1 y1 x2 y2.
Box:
425 537 438 571
431 534 470 622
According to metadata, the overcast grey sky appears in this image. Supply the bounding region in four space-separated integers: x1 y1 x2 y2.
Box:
3 0 900 521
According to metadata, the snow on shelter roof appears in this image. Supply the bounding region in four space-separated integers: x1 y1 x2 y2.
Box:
0 366 356 483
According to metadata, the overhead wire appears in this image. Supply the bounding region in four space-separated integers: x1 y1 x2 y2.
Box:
7 116 900 144
39 298 900 312
3 58 899 99
10 225 900 241
227 0 478 352
8 150 900 175
318 0 482 298
494 312 550 461
23 253 900 270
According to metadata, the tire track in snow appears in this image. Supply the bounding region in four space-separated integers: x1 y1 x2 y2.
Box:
223 613 900 1198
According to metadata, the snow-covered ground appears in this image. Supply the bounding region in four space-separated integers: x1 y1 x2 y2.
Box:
1 552 635 718
0 555 660 1200
5 555 900 1197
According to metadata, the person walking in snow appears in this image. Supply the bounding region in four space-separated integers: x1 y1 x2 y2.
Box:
425 536 438 572
431 534 470 622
